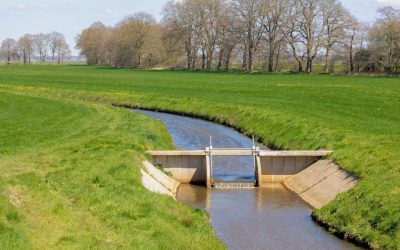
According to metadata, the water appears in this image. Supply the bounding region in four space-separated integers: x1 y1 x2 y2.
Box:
135 109 361 250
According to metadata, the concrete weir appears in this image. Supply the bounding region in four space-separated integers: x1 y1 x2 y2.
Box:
145 148 357 208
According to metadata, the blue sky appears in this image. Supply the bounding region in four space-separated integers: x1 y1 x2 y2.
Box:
1 0 400 55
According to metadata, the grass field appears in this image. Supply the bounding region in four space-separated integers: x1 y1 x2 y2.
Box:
0 91 224 249
0 64 399 249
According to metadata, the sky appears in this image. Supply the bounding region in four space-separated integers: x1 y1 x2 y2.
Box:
1 0 400 56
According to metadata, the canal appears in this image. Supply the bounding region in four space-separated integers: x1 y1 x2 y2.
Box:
135 109 360 250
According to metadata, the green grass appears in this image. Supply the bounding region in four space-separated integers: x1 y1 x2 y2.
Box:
0 91 224 249
0 64 399 248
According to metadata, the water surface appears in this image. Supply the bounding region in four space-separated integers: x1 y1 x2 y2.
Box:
135 109 360 250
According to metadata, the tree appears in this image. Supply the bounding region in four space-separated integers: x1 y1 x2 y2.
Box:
232 0 266 71
163 0 204 69
369 7 400 73
201 0 225 70
73 0 400 74
114 13 157 67
321 0 354 72
18 34 34 65
33 33 49 63
297 0 325 72
57 40 70 64
49 32 67 64
216 3 238 70
76 22 112 65
345 18 359 73
1 38 18 64
282 0 305 71
260 0 290 72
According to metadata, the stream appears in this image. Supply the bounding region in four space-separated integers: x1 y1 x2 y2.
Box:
135 109 360 250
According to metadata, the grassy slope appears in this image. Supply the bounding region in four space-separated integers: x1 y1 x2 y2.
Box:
0 65 399 248
0 91 224 249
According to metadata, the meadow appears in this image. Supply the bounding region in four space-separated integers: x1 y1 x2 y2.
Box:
0 91 224 249
0 64 399 249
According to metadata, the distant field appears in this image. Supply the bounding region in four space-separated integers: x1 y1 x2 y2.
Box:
0 65 399 249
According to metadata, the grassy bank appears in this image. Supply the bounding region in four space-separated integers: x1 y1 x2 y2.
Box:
0 91 224 249
0 65 399 248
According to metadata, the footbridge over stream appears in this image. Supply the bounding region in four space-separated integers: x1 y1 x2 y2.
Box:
147 148 333 188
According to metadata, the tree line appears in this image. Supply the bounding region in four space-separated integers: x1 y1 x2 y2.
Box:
80 0 399 73
0 32 70 65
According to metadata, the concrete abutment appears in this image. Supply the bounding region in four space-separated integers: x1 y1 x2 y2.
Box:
146 149 357 208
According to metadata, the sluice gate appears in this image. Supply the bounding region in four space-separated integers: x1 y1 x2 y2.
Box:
147 148 332 188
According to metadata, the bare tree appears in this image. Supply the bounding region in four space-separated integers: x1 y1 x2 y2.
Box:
57 40 70 64
72 1 400 74
297 0 325 72
260 0 290 72
33 33 49 63
370 7 400 73
345 18 360 73
1 38 18 64
232 0 267 71
201 0 226 70
321 0 354 72
282 0 305 71
49 32 66 64
18 34 34 65
216 3 239 70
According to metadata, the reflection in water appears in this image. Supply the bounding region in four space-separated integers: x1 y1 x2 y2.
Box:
212 155 255 181
177 184 359 250
134 109 360 250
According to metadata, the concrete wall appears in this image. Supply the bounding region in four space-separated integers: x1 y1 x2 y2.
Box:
151 155 208 184
148 150 333 187
141 161 181 197
284 160 357 208
259 156 318 184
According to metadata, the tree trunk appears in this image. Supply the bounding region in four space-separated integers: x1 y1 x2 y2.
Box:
186 46 192 69
298 61 303 72
187 54 191 69
268 39 274 72
206 51 212 70
247 48 253 71
275 43 281 72
242 45 247 70
349 35 355 73
246 27 253 71
23 51 27 65
289 43 303 72
324 47 331 73
201 48 205 70
217 48 223 70
191 51 196 70
225 47 233 70
306 52 312 73
268 48 274 72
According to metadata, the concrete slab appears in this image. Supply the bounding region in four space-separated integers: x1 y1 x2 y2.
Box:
284 160 357 208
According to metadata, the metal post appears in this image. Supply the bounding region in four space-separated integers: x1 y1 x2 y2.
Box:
252 135 257 186
209 136 213 187
205 147 212 188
